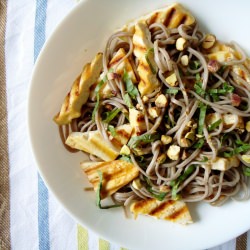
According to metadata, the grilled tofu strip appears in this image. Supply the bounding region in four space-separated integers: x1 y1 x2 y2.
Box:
109 48 137 83
123 3 195 34
231 63 250 86
66 131 119 161
129 108 147 135
89 48 137 101
205 42 242 63
130 198 193 225
133 21 160 96
65 124 132 161
146 3 195 28
54 53 103 125
206 113 244 132
82 160 139 199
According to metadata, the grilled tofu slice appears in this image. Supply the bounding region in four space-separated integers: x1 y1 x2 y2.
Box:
130 198 193 225
80 161 101 169
129 108 147 135
210 156 240 171
133 21 160 96
231 64 250 86
146 3 195 28
201 156 240 171
66 131 119 161
89 48 137 101
65 124 132 161
123 3 195 34
206 113 244 132
109 124 133 148
54 53 103 125
205 42 242 64
82 160 139 199
109 48 137 83
89 72 114 101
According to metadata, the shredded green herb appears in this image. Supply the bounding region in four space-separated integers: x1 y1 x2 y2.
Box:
96 171 121 209
193 138 205 149
107 125 116 137
127 133 161 148
223 140 250 157
243 166 250 177
194 82 206 96
123 70 139 100
119 155 132 162
166 88 179 95
190 60 200 70
103 108 121 124
92 77 106 121
144 177 167 201
145 48 156 74
208 82 234 95
200 156 209 162
170 165 196 200
207 119 222 132
198 103 207 135
124 93 133 109
217 65 228 75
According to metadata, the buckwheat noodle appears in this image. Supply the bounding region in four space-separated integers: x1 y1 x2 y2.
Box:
58 20 250 207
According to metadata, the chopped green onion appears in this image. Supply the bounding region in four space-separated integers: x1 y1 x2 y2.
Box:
170 165 196 200
124 93 133 108
235 139 245 145
223 151 234 158
217 65 227 75
235 145 250 154
220 133 229 143
243 166 250 177
196 73 201 81
127 133 161 148
208 119 222 132
145 48 156 74
144 177 167 201
223 82 234 93
119 155 132 163
194 82 206 96
223 140 250 158
92 77 106 121
123 70 139 100
107 125 116 137
190 60 200 70
210 93 220 102
193 138 205 149
208 82 234 95
166 88 179 95
198 103 207 135
96 171 121 209
200 156 209 162
103 108 121 124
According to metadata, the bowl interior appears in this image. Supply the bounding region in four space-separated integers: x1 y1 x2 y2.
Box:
28 0 250 249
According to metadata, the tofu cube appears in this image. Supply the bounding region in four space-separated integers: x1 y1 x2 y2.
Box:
210 156 240 171
155 94 168 108
148 107 161 119
165 73 178 87
223 114 244 130
167 145 181 161
161 135 172 145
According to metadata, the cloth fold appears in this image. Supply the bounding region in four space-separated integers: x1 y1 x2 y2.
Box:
0 0 10 249
0 0 249 249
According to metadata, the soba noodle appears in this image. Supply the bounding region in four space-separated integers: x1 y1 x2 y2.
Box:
56 9 250 210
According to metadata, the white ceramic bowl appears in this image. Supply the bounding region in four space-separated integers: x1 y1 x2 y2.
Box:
28 1 250 249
